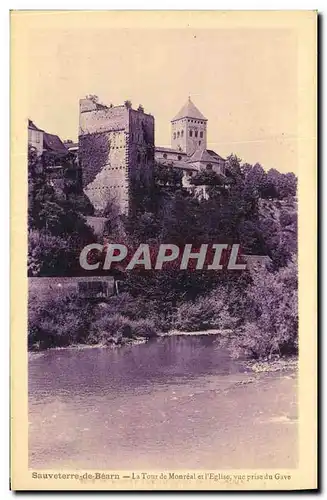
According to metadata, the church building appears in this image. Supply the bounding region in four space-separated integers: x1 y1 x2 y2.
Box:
155 97 226 185
29 97 227 215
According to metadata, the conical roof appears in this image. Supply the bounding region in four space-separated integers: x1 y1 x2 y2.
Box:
172 97 207 122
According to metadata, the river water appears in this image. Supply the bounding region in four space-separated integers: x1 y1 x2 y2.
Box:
29 335 297 470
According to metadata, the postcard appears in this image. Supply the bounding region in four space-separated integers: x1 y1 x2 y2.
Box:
10 10 317 491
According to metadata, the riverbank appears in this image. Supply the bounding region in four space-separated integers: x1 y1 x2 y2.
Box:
160 328 231 337
28 330 298 375
245 356 298 373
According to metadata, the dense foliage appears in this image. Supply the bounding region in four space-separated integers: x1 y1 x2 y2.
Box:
28 148 298 358
28 147 95 276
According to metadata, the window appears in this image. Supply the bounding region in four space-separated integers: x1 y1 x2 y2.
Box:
200 131 203 138
195 130 198 138
189 130 193 137
206 163 213 170
137 153 141 163
199 141 201 146
173 132 176 139
177 131 180 138
178 155 182 160
181 130 184 137
36 132 40 143
163 153 167 159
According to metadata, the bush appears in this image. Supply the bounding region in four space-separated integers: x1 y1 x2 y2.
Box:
130 318 157 339
28 289 159 351
229 258 298 359
28 292 94 350
91 314 134 344
174 291 237 332
90 313 157 345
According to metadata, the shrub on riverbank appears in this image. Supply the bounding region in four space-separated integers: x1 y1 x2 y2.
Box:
173 292 237 332
172 258 298 360
89 313 156 345
228 258 298 359
92 292 173 333
28 291 94 350
28 291 158 350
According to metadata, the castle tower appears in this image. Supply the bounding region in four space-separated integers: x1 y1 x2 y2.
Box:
79 98 154 215
171 97 207 156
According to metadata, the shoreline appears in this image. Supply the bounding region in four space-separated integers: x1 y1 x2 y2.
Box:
159 329 231 337
28 332 298 375
28 329 224 353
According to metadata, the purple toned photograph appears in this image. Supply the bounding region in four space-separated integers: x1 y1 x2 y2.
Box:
14 11 315 491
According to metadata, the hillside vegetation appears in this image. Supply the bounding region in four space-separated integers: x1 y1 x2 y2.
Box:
28 149 298 359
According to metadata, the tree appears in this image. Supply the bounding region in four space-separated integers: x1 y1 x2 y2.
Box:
225 154 243 183
154 163 183 190
229 258 298 359
28 146 96 276
159 192 205 246
244 163 266 196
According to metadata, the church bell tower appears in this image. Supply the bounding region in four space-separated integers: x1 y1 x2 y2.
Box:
171 97 207 156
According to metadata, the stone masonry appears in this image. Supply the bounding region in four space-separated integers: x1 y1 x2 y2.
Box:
79 98 154 214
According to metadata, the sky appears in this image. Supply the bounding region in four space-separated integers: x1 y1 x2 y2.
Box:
25 15 298 173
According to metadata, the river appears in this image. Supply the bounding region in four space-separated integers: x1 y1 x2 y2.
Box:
29 335 297 470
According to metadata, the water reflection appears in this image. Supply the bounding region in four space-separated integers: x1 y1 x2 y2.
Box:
28 335 296 470
29 335 244 402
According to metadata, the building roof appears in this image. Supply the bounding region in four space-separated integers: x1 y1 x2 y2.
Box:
65 141 79 150
28 119 44 132
206 149 226 161
188 149 225 164
155 146 187 155
43 132 68 154
156 158 197 171
172 97 207 122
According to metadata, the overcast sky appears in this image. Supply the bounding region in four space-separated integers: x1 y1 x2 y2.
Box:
26 14 298 173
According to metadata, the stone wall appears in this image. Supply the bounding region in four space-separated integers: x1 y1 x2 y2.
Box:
79 99 155 215
79 101 129 213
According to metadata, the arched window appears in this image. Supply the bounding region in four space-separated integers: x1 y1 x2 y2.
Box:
181 130 184 137
206 163 213 170
195 130 198 138
177 131 180 138
199 141 201 146
200 131 203 138
189 130 193 137
178 155 182 160
173 132 176 139
163 153 167 159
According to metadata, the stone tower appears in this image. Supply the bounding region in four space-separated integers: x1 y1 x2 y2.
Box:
171 97 207 156
79 98 154 215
